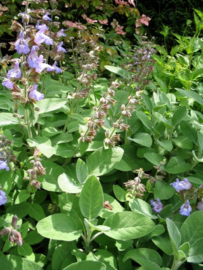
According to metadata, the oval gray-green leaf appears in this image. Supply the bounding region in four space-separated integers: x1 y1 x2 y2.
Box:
79 176 104 220
123 248 162 269
180 211 203 246
36 213 83 241
104 212 155 240
58 173 82 193
37 98 68 114
0 255 42 270
87 147 124 176
128 133 152 147
63 261 106 270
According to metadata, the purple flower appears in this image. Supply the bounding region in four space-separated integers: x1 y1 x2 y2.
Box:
57 41 66 53
36 21 48 30
197 202 203 210
2 79 14 89
0 160 9 171
150 198 163 213
56 29 66 38
170 178 192 192
47 61 62 73
43 12 51 21
34 25 53 45
14 31 30 54
27 46 41 68
179 200 192 216
0 190 7 205
29 84 44 101
7 62 21 79
34 55 52 73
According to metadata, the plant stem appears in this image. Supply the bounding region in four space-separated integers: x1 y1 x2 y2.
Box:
25 107 32 139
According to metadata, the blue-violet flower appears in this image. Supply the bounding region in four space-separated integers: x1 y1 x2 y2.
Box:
14 31 30 54
2 79 14 89
47 61 62 73
170 178 192 192
0 160 9 171
7 62 21 79
27 46 40 68
34 25 53 45
179 200 192 216
0 190 7 205
57 41 66 53
42 12 51 21
56 29 66 38
29 84 44 101
150 198 163 213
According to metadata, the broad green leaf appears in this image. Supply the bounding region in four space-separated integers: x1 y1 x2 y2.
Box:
29 204 45 221
176 88 203 105
0 113 19 127
41 161 65 192
94 250 117 270
157 140 173 151
27 137 56 158
37 98 68 113
104 212 155 240
144 152 163 166
104 65 131 79
179 242 190 257
99 193 124 219
180 121 197 144
52 242 76 270
187 238 203 263
17 243 33 256
154 181 175 200
159 205 173 219
129 198 157 219
58 193 82 218
79 175 104 220
6 202 31 218
58 173 83 193
76 159 89 184
166 218 181 255
172 136 193 150
24 231 43 245
87 147 124 176
37 213 83 241
192 68 203 80
114 145 153 172
113 185 126 202
0 255 42 270
136 111 153 131
42 127 61 137
116 240 133 251
55 144 74 158
165 156 191 174
15 190 30 204
180 211 203 246
128 133 152 147
123 248 162 269
63 261 106 270
152 232 173 255
141 93 153 112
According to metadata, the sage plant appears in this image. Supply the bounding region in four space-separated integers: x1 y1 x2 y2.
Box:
1 3 66 139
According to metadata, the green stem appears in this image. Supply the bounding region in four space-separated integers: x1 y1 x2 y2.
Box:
171 259 183 270
25 107 32 139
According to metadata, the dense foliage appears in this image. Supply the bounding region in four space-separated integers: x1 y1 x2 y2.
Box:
1 1 203 270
